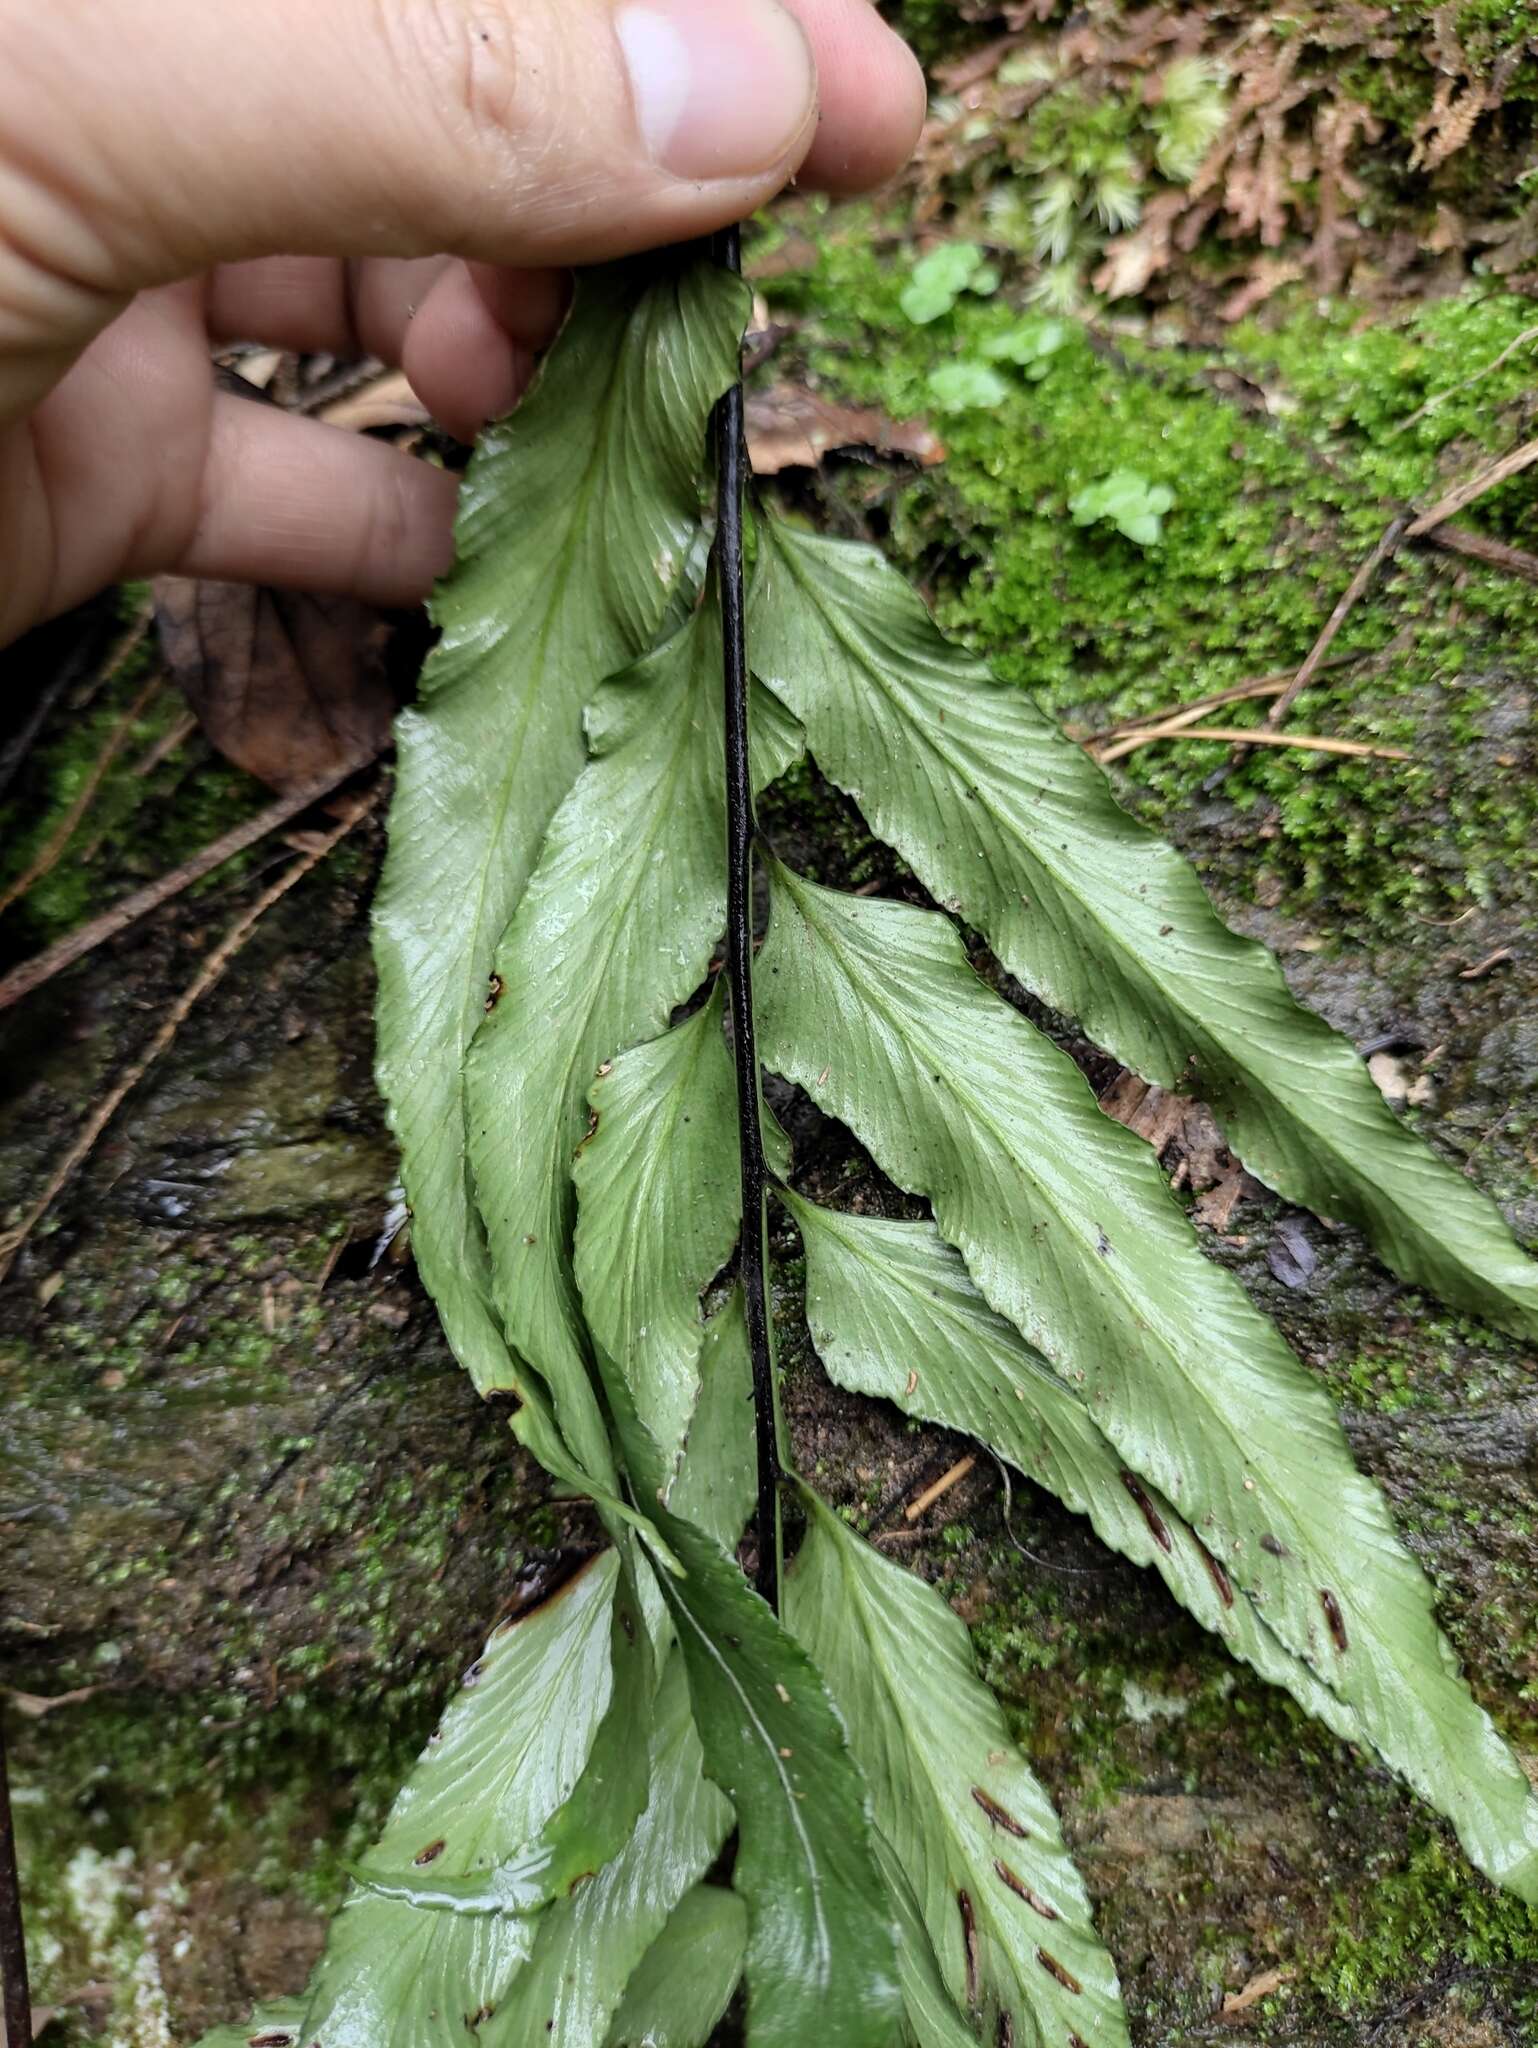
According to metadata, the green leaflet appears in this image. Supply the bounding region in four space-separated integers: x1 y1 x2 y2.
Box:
575 984 742 1485
786 1490 1127 2048
669 1289 758 1549
467 585 801 1467
750 519 1538 1341
372 258 747 1430
758 867 1538 1902
353 1562 652 1915
192 2001 305 2048
655 1512 905 2047
785 1195 1367 1749
297 1554 624 2045
605 1885 749 2048
874 1840 981 2048
483 1651 734 2048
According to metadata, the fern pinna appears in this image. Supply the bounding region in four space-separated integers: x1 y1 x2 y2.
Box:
206 251 1538 2048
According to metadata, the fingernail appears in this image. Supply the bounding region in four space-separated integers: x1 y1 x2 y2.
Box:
615 0 816 182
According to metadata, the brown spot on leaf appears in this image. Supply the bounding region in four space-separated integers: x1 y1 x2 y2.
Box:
1194 1535 1235 1608
1037 1950 1082 1995
414 1838 447 1866
1259 1532 1289 1557
1321 1588 1349 1652
994 1860 1058 1919
972 1786 1028 1837
959 1890 980 2006
1120 1471 1172 1553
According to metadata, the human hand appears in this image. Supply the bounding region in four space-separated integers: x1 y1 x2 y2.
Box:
0 0 924 647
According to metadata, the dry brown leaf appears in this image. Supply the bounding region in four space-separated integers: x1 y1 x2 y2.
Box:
1219 257 1306 324
744 385 946 475
317 368 432 433
1100 1071 1261 1226
4 1683 100 1718
155 579 398 793
1221 1965 1294 2017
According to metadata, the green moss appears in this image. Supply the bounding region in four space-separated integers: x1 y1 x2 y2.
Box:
755 225 1538 931
0 605 269 951
1312 1832 1538 2019
13 1687 431 2045
880 0 986 67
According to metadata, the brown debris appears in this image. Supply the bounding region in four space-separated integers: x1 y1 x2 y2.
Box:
744 384 945 476
1098 1073 1263 1229
155 578 397 794
908 2 1505 306
1221 1964 1294 2018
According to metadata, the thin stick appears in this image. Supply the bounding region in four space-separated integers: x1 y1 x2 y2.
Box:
0 784 379 1287
1086 655 1366 749
0 670 163 920
714 226 781 1614
1095 688 1284 763
1111 723 1408 762
1422 522 1538 586
0 1714 32 2048
1393 325 1538 435
0 600 131 807
1089 677 1287 748
1405 435 1538 537
0 759 373 1015
1267 517 1409 731
905 1456 978 1523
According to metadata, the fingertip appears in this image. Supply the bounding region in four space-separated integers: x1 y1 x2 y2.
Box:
782 0 927 195
180 394 459 607
403 265 540 441
465 264 571 352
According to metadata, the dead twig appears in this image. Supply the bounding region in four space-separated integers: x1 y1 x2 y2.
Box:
0 758 375 1015
2 1687 100 1721
1086 657 1364 751
1104 722 1409 764
130 710 199 780
1095 689 1282 763
0 782 380 1287
1392 325 1538 436
1268 517 1410 731
1458 946 1513 982
0 601 132 807
1422 522 1538 586
1250 437 1538 759
905 1455 978 1523
0 671 164 921
1406 436 1538 538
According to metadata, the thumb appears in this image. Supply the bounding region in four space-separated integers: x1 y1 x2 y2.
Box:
0 0 816 316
